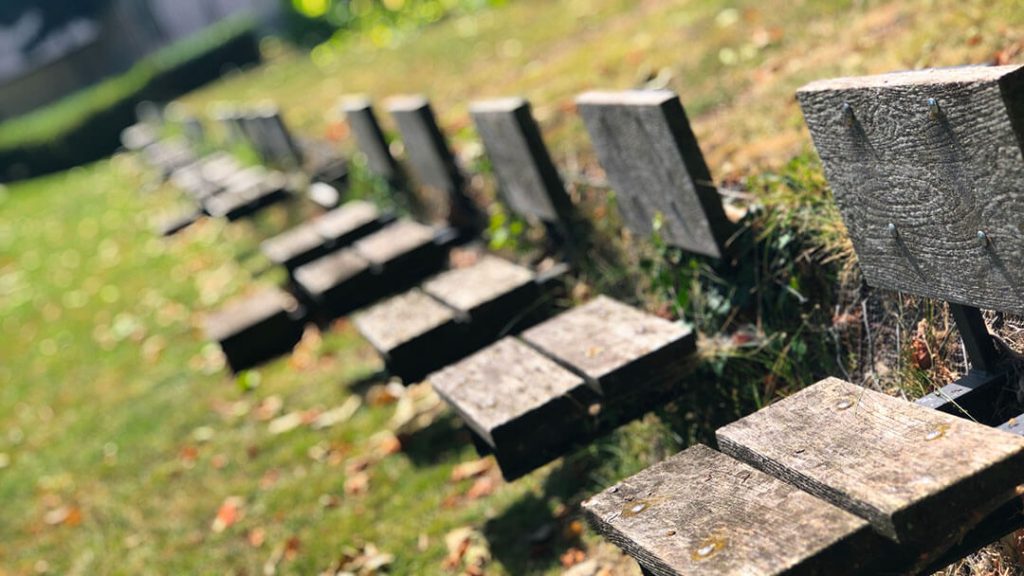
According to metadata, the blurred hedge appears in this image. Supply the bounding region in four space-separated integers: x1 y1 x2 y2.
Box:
0 18 261 182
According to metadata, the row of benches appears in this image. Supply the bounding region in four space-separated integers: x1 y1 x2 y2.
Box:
133 64 1024 575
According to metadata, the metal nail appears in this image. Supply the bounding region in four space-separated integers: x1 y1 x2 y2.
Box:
842 102 854 127
887 222 898 238
977 230 989 247
928 97 940 119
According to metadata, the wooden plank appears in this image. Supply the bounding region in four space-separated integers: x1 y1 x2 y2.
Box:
576 90 732 258
203 290 306 372
341 97 403 184
429 337 593 479
582 444 881 576
260 222 328 270
293 249 371 299
352 219 437 267
716 377 1024 550
387 96 481 231
313 200 382 243
353 289 464 380
797 64 1024 314
469 98 573 224
420 254 536 318
521 296 695 398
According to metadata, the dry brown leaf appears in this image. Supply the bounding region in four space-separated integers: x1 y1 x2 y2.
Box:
345 471 369 495
451 458 493 482
560 547 586 568
211 496 244 533
248 527 266 548
466 476 496 500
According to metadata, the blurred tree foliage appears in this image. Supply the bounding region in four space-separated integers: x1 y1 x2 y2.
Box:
280 0 507 47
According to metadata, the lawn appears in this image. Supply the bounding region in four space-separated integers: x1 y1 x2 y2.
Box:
3 0 1024 574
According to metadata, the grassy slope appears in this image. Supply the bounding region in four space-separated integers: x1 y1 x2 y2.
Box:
3 0 1024 574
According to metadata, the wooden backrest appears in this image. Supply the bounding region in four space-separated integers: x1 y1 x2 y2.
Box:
340 97 403 185
386 95 480 231
256 104 303 166
469 98 575 227
576 90 732 258
798 65 1024 314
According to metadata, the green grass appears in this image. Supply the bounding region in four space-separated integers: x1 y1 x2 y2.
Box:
4 0 1024 574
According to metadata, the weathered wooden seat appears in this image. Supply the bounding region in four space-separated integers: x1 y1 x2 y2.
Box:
585 65 1024 575
430 90 727 480
204 170 290 221
259 200 385 272
352 98 573 381
203 290 306 373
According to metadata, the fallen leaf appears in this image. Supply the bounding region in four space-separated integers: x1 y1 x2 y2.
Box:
466 476 496 500
451 458 493 482
44 505 82 527
248 527 266 548
344 472 369 495
284 536 301 560
560 547 586 568
311 396 361 430
268 411 305 435
371 431 402 457
911 337 932 370
563 519 584 540
366 382 403 407
255 395 283 421
211 496 244 533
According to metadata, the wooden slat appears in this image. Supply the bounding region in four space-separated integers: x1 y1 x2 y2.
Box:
341 97 403 184
353 289 457 356
260 222 326 268
576 90 732 258
716 377 1024 550
797 65 1024 314
420 254 536 317
352 219 437 267
521 296 695 398
387 95 464 195
582 444 881 576
293 249 370 298
203 289 306 372
204 290 298 343
469 98 573 224
429 337 592 478
313 200 381 242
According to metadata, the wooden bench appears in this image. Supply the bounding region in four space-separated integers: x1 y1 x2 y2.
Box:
203 96 471 370
341 97 407 190
584 65 1024 575
431 90 733 480
352 98 573 381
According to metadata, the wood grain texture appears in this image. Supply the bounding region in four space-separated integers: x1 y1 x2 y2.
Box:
716 377 1024 549
797 65 1024 313
429 337 592 477
341 97 403 183
352 219 436 266
469 98 574 224
420 254 535 316
521 295 695 397
576 90 732 258
313 200 382 242
582 444 880 576
353 289 458 353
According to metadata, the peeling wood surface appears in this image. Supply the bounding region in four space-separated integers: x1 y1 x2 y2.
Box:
582 444 879 576
576 90 731 258
716 377 1024 549
521 296 695 395
353 289 457 353
798 65 1024 313
421 254 535 314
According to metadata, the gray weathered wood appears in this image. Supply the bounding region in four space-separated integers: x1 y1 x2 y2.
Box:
353 288 459 355
313 200 382 243
716 377 1024 550
387 95 480 231
293 249 371 299
521 295 695 398
260 222 327 270
797 65 1024 314
582 444 881 576
204 172 289 221
469 98 574 225
352 218 437 268
420 254 536 319
341 97 403 185
203 289 306 372
576 91 732 258
429 337 592 478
